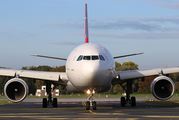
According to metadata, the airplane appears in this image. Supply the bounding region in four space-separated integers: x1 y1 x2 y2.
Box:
0 4 178 110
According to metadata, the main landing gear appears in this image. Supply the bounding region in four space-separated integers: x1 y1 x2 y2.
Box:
121 96 136 107
42 81 58 108
120 80 136 107
86 89 96 110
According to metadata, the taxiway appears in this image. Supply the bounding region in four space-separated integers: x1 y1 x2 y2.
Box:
0 97 179 119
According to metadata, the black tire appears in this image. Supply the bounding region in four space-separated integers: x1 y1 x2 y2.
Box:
86 101 90 110
121 97 126 107
42 98 47 108
53 98 58 107
131 97 136 106
92 101 96 110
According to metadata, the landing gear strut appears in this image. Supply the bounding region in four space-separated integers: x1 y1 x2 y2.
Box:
86 89 96 110
42 81 58 108
120 80 136 107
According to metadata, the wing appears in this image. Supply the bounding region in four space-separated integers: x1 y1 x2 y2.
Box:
112 66 179 84
113 52 143 59
31 54 67 60
0 68 69 103
0 69 69 85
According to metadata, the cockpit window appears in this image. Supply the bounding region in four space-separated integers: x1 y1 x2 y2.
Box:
92 56 99 60
83 56 90 60
99 55 105 61
77 55 105 61
77 55 83 61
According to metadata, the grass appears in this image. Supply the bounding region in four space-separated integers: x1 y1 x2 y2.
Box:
143 99 179 106
0 100 13 105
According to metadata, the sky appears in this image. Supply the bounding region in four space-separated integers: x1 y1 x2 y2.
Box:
0 0 179 70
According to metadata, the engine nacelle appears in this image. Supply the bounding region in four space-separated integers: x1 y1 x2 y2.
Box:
4 78 29 103
150 76 175 100
66 81 80 93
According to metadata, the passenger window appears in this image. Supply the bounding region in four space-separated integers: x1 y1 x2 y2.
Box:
99 55 105 61
92 56 99 60
77 55 83 61
83 56 90 60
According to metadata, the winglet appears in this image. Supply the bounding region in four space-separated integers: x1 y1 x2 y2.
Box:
85 4 89 43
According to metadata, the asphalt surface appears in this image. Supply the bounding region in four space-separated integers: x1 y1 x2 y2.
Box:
0 97 179 120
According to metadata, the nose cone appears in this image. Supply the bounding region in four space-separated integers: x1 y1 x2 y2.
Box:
81 62 112 91
82 62 99 83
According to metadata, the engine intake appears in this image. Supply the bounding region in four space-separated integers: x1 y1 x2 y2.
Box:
150 76 175 100
4 78 29 103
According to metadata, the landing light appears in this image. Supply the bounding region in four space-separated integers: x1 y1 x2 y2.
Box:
116 75 119 79
86 89 95 95
92 90 95 94
86 90 91 94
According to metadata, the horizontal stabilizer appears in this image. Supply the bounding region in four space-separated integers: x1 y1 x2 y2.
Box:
113 52 143 59
31 54 67 60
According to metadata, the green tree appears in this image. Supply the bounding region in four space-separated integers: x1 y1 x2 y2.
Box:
112 84 124 94
175 82 179 93
21 65 66 95
116 61 138 71
112 61 139 94
0 76 11 95
50 66 66 72
169 73 179 83
138 76 155 94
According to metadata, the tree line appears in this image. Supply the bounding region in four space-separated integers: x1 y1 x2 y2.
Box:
1 62 179 95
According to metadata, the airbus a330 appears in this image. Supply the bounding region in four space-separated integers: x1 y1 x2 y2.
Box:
0 4 178 110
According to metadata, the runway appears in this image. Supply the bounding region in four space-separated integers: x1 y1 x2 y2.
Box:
0 98 179 120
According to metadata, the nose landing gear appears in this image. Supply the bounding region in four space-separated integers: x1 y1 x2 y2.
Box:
86 89 96 110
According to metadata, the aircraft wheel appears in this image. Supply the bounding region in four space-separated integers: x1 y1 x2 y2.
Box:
121 97 126 107
131 97 136 106
92 101 96 110
42 98 47 108
53 98 58 107
86 101 90 110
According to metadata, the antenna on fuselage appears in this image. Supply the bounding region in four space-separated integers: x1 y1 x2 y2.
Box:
85 4 89 43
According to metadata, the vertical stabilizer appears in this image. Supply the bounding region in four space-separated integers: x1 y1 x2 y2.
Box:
85 4 89 43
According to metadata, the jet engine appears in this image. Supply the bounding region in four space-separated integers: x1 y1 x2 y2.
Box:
150 76 175 100
4 78 29 103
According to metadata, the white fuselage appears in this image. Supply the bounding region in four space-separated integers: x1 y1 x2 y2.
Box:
66 43 115 93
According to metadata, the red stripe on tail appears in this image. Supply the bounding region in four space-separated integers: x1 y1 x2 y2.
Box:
85 4 89 43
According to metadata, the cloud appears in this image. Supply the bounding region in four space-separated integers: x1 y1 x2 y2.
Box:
44 16 179 32
159 2 179 9
90 21 162 32
44 22 83 29
135 0 173 2
25 32 39 38
112 17 179 24
107 0 179 10
90 33 179 40
41 4 59 6
89 17 179 32
107 0 174 2
50 41 83 46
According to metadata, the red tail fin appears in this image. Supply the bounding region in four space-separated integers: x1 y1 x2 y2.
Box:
85 4 89 43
